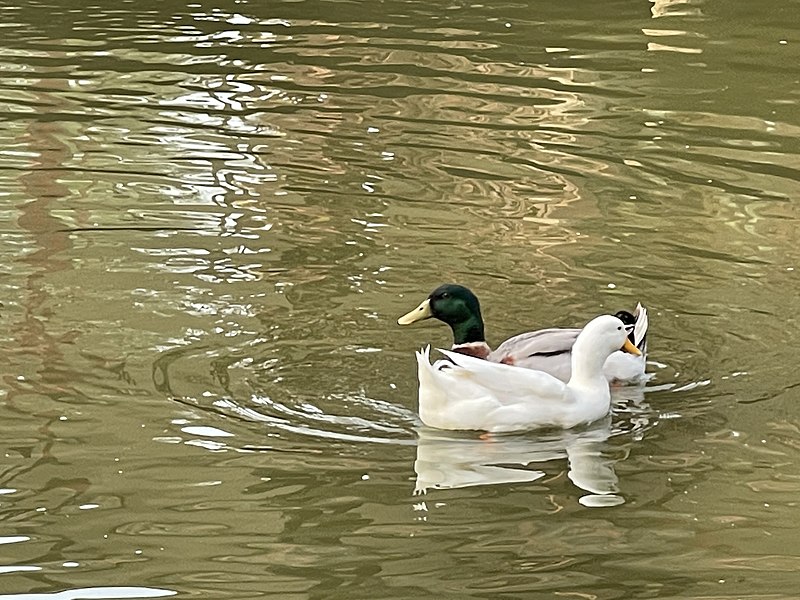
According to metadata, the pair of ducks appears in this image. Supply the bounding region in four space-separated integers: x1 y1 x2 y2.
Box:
398 284 649 433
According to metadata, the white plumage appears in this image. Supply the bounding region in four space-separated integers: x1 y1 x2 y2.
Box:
414 314 641 432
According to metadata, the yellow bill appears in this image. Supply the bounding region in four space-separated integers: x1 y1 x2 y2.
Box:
621 338 642 356
397 298 433 325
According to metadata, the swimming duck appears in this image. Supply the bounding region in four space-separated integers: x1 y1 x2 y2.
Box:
415 314 641 432
398 283 648 384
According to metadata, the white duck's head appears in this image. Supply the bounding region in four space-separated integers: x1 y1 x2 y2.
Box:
571 315 641 379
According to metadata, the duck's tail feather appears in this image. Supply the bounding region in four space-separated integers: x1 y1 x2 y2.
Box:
633 303 648 356
415 345 442 387
415 345 431 372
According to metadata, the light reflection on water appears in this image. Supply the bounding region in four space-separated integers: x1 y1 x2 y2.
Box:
0 588 176 600
1 0 800 598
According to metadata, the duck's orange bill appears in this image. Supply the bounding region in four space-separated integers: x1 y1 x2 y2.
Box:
621 338 642 356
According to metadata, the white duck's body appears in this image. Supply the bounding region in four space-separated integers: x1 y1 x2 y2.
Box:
414 315 640 433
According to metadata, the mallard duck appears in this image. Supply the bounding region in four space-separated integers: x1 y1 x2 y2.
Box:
414 314 641 432
398 283 648 384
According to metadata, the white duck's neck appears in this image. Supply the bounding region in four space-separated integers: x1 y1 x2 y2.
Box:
568 334 611 389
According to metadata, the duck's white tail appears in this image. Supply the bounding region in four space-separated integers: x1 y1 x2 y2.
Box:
415 345 432 382
415 345 449 398
415 345 457 428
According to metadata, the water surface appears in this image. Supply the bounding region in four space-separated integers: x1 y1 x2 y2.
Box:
1 0 800 598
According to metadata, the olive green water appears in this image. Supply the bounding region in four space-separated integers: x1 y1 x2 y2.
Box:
1 0 800 598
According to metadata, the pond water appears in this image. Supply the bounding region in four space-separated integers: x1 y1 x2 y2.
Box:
1 0 800 598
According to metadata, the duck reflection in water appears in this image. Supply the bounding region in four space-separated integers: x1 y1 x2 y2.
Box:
413 414 633 507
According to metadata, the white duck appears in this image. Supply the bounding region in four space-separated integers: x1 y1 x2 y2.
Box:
414 314 641 432
399 284 648 385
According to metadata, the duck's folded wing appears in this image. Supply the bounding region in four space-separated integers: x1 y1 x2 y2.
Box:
490 328 580 360
433 347 567 402
488 327 580 376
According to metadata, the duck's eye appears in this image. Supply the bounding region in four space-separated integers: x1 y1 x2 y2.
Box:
440 292 450 299
617 326 622 330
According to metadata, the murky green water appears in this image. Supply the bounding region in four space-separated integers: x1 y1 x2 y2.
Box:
1 0 800 598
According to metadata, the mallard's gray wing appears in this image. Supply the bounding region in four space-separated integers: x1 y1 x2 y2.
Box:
490 328 580 360
488 328 580 381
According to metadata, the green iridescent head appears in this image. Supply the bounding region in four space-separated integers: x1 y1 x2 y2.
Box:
398 283 486 345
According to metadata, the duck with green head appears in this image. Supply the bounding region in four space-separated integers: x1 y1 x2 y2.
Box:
398 283 648 385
